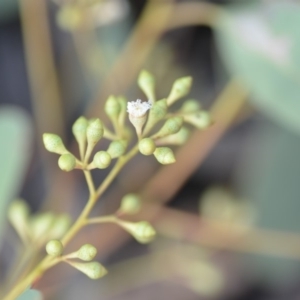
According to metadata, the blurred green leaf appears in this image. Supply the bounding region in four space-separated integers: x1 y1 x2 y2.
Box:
215 2 300 134
16 289 43 300
0 106 32 245
236 122 300 286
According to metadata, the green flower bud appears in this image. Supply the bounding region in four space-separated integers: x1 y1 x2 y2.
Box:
72 116 88 150
49 214 72 240
86 118 104 146
46 240 64 257
119 193 141 214
69 261 107 279
139 138 156 156
93 151 111 169
58 153 76 172
120 221 156 244
117 96 127 126
8 199 30 242
30 212 55 241
107 140 127 159
167 76 193 106
56 5 83 31
77 244 97 261
138 70 156 103
154 147 176 165
156 126 190 146
184 111 212 129
180 99 201 113
152 117 183 139
43 133 68 155
105 95 121 119
143 99 167 133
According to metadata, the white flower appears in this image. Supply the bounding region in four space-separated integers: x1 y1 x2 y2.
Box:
127 99 151 118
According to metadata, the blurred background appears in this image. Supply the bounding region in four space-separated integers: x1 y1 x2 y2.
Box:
1 0 300 299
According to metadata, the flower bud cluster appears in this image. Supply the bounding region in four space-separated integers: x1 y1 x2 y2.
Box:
8 199 71 247
61 243 108 280
44 109 131 172
125 70 212 165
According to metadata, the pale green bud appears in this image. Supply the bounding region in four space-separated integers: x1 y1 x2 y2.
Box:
139 138 156 156
43 133 68 155
86 118 104 146
156 126 190 146
107 140 127 159
77 244 97 261
119 194 141 214
180 99 201 113
152 117 183 139
167 76 193 106
105 95 121 119
8 199 30 241
154 147 176 165
56 5 83 31
138 70 156 103
70 261 107 279
143 99 168 133
184 111 212 129
49 214 72 240
46 240 64 257
58 153 76 172
117 96 127 126
93 151 111 169
30 212 55 241
72 116 88 148
120 221 156 244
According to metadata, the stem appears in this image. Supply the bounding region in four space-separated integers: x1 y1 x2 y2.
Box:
83 170 95 195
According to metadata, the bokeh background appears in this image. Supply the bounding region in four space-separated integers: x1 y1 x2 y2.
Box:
1 0 300 299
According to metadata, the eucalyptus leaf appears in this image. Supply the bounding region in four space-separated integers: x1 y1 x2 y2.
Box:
235 121 300 286
215 2 300 134
0 106 33 246
16 289 43 300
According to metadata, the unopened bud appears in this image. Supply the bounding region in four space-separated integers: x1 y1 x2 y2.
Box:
152 117 183 139
86 118 104 146
46 240 64 257
120 221 156 244
119 194 141 214
156 126 190 146
30 212 55 241
77 244 97 261
138 70 156 103
69 261 107 279
139 138 156 155
105 95 121 119
107 140 127 159
93 151 111 169
72 116 88 150
43 133 68 155
180 99 201 113
167 76 193 106
184 111 212 129
154 147 176 165
58 153 76 172
143 99 167 133
8 199 30 241
117 96 127 126
49 214 71 240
